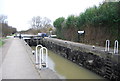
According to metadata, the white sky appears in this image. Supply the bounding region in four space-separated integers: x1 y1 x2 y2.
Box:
0 0 104 31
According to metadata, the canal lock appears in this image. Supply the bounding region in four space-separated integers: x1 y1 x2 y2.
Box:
24 38 120 80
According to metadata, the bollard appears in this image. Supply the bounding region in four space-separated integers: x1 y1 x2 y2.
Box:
32 50 35 55
105 40 110 52
92 45 95 49
35 45 43 64
114 40 119 54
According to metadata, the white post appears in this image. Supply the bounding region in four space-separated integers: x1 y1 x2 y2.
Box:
35 45 43 64
114 40 119 54
105 40 110 52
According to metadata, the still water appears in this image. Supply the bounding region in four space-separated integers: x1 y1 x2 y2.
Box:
32 47 103 79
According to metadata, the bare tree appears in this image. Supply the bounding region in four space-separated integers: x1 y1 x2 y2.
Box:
42 17 51 28
0 15 17 37
31 16 42 29
0 15 7 23
31 16 52 29
31 17 36 28
36 16 42 28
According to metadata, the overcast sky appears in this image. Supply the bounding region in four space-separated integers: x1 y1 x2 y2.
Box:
0 0 104 31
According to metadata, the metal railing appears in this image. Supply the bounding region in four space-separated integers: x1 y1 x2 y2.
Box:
105 40 119 54
105 40 110 52
35 45 43 64
39 47 48 69
35 45 48 70
114 40 119 54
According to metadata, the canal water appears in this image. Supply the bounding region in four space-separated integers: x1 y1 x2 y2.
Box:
32 47 103 79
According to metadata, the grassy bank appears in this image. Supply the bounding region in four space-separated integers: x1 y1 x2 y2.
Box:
0 39 4 46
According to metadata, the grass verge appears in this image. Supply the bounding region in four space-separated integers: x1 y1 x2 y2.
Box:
0 39 4 47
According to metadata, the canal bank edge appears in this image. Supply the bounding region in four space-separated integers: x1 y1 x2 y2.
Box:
21 39 61 79
40 38 120 80
23 37 120 80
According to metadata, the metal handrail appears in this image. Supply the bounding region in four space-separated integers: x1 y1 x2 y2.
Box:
39 47 48 69
39 48 42 69
35 45 43 64
105 40 110 52
114 40 119 54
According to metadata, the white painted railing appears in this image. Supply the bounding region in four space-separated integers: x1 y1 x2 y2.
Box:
114 40 119 54
105 40 110 52
39 47 48 69
35 45 43 64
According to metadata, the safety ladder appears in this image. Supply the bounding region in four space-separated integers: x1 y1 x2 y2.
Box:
104 40 119 79
35 45 43 64
104 53 113 79
35 45 48 70
114 40 119 54
39 47 48 69
105 40 119 54
105 40 110 52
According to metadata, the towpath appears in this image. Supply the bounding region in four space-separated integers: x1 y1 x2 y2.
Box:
1 38 41 79
0 38 60 80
